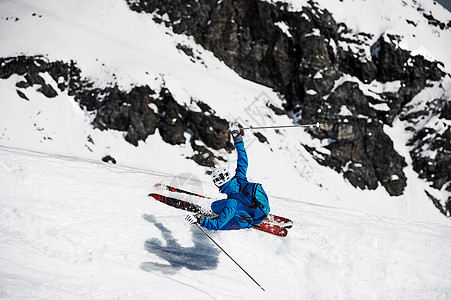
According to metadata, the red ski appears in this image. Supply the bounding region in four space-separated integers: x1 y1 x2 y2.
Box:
149 193 289 237
154 183 293 228
154 183 211 199
149 193 201 213
254 222 288 237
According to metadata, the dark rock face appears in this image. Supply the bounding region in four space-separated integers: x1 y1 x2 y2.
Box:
0 56 62 98
127 0 340 106
0 56 233 167
371 34 444 123
91 86 160 145
305 81 407 195
1 0 449 215
126 0 448 207
401 97 451 216
409 127 450 190
102 155 117 164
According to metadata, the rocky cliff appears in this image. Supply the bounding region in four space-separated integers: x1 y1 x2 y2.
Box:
125 0 449 215
0 0 449 216
0 56 233 167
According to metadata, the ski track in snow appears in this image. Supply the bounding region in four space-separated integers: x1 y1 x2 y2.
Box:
1 146 451 299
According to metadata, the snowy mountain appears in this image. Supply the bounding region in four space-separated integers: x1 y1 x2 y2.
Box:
1 0 451 298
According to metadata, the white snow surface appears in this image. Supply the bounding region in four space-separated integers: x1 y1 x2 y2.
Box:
0 0 451 298
1 146 451 299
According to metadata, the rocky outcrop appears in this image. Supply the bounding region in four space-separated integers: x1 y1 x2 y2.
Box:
0 56 62 99
1 0 449 215
0 56 233 167
401 96 451 216
126 0 446 200
305 81 407 196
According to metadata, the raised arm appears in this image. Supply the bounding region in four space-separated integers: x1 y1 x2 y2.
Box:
234 140 248 180
229 123 248 180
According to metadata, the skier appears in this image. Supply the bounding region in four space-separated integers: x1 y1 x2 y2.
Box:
185 123 270 230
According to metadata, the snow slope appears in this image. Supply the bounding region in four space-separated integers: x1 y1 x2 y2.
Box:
1 146 451 299
1 0 451 298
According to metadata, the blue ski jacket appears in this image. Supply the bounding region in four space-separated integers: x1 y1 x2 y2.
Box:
201 139 270 231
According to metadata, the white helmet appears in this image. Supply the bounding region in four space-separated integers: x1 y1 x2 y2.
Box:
211 167 231 187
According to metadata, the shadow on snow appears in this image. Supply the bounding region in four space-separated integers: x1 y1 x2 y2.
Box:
141 214 220 274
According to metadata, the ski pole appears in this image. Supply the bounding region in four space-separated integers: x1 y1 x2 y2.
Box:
240 122 321 130
195 223 265 291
